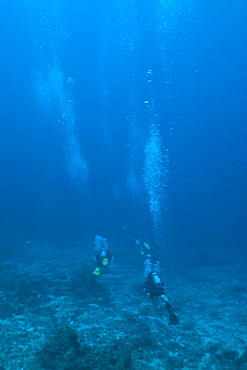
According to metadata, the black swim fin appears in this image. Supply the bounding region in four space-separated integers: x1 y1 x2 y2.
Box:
169 313 179 325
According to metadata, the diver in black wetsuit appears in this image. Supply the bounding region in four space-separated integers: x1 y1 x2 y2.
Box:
91 235 114 277
94 247 113 269
130 239 151 255
144 271 179 325
92 243 113 277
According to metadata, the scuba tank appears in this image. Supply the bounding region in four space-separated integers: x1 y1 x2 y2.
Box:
100 249 107 259
151 272 162 288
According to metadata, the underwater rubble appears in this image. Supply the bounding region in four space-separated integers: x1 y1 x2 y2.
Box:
0 242 246 370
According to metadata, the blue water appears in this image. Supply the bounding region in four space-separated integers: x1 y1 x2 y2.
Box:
0 0 246 262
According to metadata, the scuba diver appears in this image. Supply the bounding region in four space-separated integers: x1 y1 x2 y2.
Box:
92 235 113 277
130 239 151 255
143 256 179 325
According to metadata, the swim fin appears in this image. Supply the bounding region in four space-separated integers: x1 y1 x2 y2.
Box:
169 313 179 325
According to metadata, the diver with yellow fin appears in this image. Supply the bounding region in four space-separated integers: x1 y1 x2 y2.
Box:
92 235 113 277
130 239 151 255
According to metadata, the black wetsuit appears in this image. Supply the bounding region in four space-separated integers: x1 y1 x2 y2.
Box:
144 272 165 297
130 240 142 253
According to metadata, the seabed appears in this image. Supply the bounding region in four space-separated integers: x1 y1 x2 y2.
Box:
0 242 246 370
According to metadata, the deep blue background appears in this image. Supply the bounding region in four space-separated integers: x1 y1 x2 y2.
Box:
0 0 246 262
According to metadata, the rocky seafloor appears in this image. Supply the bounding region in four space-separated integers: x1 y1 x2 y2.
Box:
0 242 246 370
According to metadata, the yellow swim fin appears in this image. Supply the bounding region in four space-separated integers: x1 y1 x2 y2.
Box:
144 242 150 250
